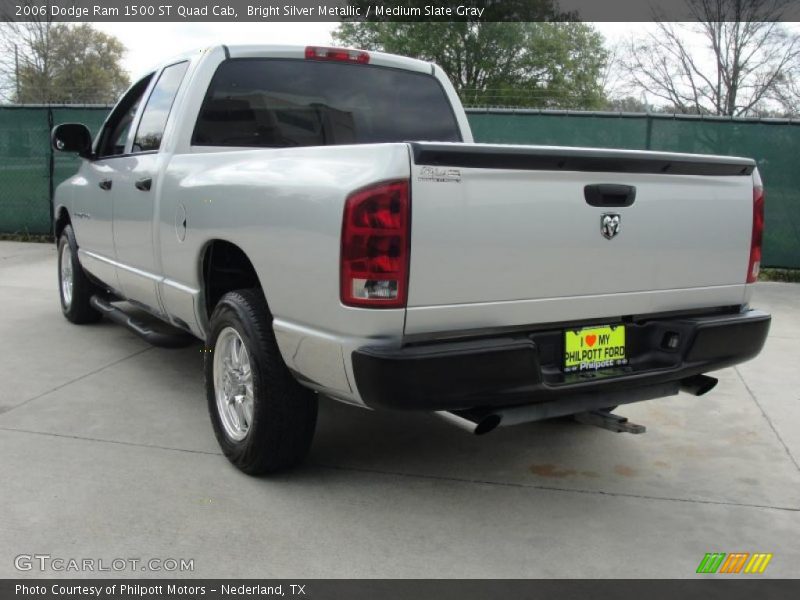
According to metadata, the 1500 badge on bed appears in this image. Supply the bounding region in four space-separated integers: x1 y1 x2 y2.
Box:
564 325 627 372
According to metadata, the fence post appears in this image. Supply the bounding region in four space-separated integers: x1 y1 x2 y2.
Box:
645 114 653 150
47 105 54 236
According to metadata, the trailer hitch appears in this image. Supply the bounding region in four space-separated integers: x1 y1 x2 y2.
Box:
574 410 646 434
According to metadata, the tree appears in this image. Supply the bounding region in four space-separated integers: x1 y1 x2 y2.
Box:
617 0 800 116
604 96 653 113
0 20 129 104
333 21 609 109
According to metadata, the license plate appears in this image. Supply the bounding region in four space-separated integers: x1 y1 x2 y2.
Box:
564 324 627 372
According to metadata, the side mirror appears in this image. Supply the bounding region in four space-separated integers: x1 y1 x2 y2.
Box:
51 123 93 158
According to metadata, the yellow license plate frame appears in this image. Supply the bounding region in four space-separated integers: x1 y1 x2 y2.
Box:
564 324 627 372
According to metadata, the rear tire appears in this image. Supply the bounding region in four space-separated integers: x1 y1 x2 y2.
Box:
57 224 102 324
205 289 318 474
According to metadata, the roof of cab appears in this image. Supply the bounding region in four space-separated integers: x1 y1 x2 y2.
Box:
221 44 433 74
139 44 434 80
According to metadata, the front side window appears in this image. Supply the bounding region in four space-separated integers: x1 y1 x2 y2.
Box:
133 61 189 153
192 59 462 147
97 75 152 158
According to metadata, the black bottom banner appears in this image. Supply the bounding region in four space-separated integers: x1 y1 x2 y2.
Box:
2 579 799 600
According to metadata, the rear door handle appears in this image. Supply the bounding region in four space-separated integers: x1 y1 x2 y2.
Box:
98 179 112 191
135 177 152 192
584 184 636 207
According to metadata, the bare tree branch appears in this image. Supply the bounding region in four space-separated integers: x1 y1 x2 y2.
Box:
618 0 800 116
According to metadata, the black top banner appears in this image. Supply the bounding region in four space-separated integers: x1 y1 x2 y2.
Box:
2 0 800 22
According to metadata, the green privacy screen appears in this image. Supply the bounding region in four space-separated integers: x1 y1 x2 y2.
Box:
0 106 109 234
1 106 798 267
469 109 800 269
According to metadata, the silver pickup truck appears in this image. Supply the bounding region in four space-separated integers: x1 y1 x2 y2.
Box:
51 44 770 474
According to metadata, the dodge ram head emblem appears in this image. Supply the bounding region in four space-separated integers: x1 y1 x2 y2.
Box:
601 213 621 240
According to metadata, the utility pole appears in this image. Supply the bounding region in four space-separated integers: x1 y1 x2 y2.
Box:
14 43 20 101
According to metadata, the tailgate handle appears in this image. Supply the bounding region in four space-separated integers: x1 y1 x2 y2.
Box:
584 184 636 207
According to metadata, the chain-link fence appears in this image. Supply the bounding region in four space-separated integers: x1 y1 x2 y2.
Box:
1 105 799 268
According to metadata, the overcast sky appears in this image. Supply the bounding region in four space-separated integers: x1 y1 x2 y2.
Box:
96 22 637 78
97 22 339 77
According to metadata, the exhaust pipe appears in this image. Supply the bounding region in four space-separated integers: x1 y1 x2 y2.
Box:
434 410 502 435
436 378 713 435
680 374 718 396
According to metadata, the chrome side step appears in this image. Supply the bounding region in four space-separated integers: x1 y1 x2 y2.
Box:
90 296 195 348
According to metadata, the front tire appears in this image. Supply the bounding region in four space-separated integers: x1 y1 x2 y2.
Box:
57 225 102 324
205 289 318 474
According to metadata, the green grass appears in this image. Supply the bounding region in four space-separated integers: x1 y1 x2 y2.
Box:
759 268 800 283
0 231 52 243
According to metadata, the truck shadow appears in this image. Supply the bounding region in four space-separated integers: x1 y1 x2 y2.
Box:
307 397 637 484
158 343 649 489
145 343 793 510
161 341 594 456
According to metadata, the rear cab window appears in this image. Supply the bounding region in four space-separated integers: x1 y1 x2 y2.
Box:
192 59 462 147
133 61 189 153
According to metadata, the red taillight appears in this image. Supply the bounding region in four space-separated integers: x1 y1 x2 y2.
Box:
341 180 410 308
305 46 369 64
747 184 765 283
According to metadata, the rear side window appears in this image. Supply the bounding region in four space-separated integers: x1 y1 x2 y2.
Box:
192 59 462 147
133 61 189 152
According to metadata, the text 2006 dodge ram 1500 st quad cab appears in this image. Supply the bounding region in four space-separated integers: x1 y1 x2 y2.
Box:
51 45 770 474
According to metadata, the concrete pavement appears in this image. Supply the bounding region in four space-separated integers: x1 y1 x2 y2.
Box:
1 241 798 578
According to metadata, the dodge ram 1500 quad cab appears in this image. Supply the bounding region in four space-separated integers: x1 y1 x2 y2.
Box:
51 45 770 474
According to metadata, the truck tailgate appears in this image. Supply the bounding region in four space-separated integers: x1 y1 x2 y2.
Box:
404 142 756 336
